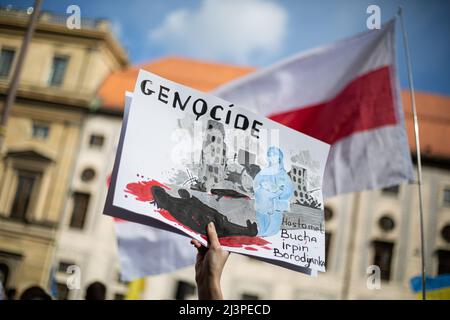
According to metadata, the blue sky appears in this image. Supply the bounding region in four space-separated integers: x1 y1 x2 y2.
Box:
4 0 450 96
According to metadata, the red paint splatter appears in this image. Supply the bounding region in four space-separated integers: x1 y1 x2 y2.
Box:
197 234 271 252
125 180 171 202
155 208 198 234
124 178 273 252
219 236 271 248
155 208 177 223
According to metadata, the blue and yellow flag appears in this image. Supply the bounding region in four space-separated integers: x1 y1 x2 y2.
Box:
125 278 146 300
410 274 450 300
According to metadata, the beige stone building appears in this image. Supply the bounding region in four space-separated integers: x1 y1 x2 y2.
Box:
54 56 450 300
0 7 127 294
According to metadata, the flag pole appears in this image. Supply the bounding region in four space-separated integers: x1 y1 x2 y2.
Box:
397 6 427 300
0 0 42 151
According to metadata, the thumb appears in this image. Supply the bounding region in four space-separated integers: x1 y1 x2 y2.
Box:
206 222 221 249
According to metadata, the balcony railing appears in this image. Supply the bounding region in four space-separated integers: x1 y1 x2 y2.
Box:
0 6 111 31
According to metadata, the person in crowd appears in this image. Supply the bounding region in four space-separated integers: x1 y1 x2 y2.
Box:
6 288 17 300
19 285 52 300
85 281 107 300
190 222 230 300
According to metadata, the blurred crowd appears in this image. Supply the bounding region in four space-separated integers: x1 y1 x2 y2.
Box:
0 281 107 300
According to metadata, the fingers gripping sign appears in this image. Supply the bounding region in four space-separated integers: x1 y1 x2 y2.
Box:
191 222 230 300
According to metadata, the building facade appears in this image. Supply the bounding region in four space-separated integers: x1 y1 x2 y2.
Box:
0 7 127 294
54 56 450 300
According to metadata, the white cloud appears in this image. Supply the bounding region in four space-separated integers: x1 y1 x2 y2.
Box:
150 0 288 64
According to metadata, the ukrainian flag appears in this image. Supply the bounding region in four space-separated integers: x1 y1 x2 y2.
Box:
410 274 450 300
125 278 146 300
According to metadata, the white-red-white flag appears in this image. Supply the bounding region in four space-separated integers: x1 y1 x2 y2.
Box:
214 20 413 197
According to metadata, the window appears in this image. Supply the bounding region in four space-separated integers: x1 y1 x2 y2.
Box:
381 185 399 196
0 48 15 78
69 192 90 229
48 55 69 86
81 168 96 182
443 188 450 207
437 250 450 275
10 170 40 221
325 232 332 269
378 215 395 232
174 281 196 300
89 134 104 148
32 122 49 139
372 241 394 281
58 261 75 273
241 293 259 300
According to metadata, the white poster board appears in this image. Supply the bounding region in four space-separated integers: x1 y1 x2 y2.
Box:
104 70 330 274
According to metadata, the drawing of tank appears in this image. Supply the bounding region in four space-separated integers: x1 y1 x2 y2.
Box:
225 149 260 193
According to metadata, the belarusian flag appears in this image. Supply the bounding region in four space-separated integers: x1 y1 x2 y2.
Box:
215 19 413 197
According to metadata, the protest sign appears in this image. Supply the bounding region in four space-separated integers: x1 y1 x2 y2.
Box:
104 70 330 273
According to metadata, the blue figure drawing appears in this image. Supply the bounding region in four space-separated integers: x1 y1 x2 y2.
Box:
253 147 294 237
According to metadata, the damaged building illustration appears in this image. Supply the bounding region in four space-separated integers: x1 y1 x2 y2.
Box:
196 120 261 195
198 120 227 190
288 165 321 209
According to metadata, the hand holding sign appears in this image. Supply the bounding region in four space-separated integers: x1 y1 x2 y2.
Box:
191 222 229 300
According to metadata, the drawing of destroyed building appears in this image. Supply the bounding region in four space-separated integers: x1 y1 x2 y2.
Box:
288 165 320 208
199 120 227 190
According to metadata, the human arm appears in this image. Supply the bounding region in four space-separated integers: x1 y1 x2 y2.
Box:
190 222 230 300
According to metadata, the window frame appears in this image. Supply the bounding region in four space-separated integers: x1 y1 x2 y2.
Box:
442 186 450 208
69 191 90 230
381 185 400 197
436 249 450 276
89 134 105 149
32 121 50 139
0 47 16 78
48 54 70 87
372 240 395 282
10 169 42 222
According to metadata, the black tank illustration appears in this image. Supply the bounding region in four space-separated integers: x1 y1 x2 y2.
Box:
151 186 258 237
